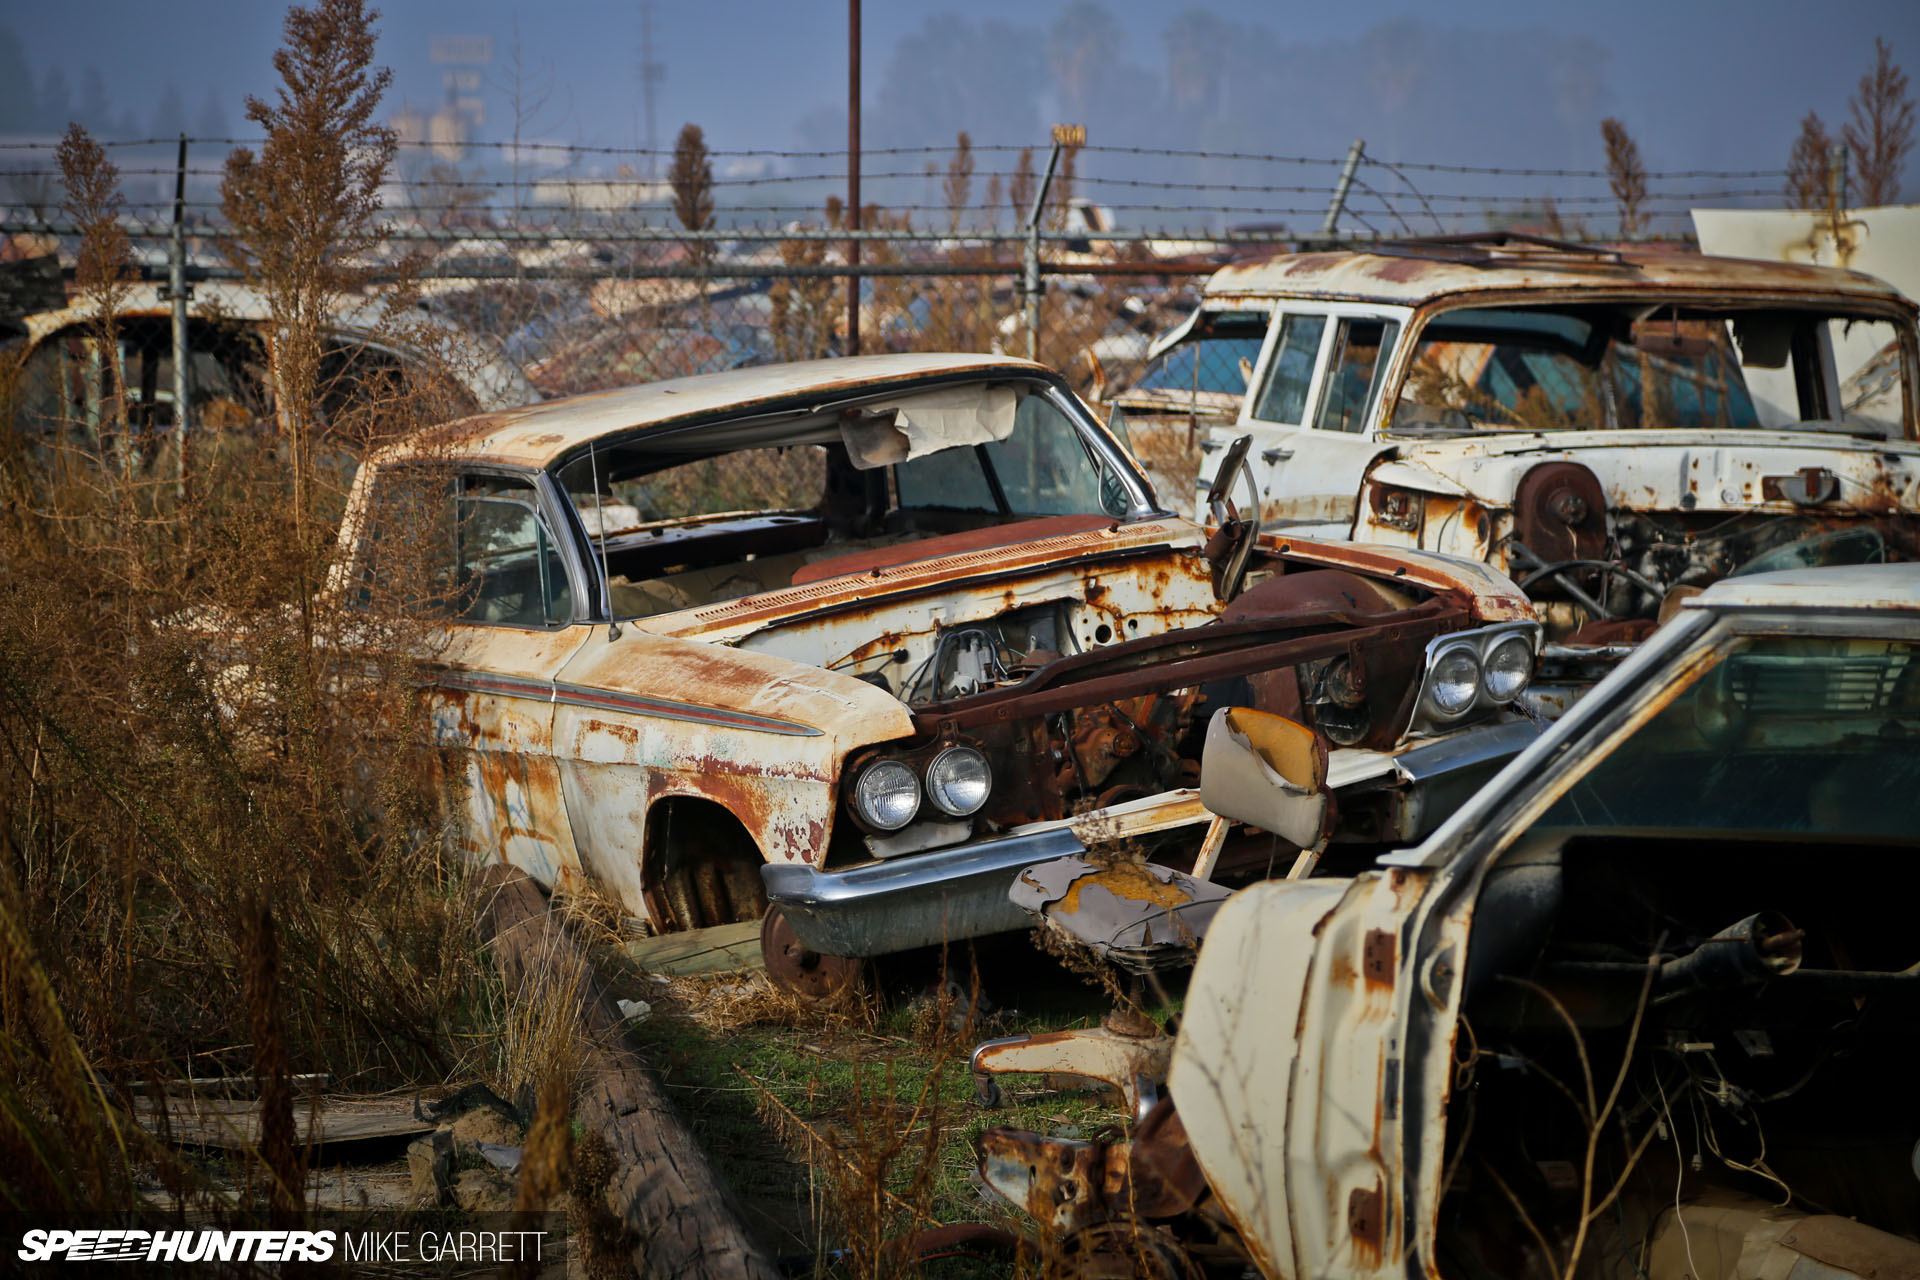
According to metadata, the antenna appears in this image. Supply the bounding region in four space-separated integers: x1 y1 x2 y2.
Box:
590 440 621 640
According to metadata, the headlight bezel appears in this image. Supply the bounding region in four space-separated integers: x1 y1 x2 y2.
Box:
1411 621 1541 733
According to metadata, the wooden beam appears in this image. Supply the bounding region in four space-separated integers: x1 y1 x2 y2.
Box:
473 865 780 1280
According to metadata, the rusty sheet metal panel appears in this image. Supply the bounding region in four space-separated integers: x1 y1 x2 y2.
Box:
642 520 1208 646
1201 244 1913 311
550 627 914 918
730 541 1223 684
1272 869 1428 1276
426 624 592 890
1268 535 1533 624
971 1025 1174 1118
977 1128 1126 1236
1381 435 1920 522
1166 874 1349 1279
1010 855 1232 972
393 351 1049 469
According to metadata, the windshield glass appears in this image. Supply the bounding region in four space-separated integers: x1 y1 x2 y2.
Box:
894 391 1127 517
1131 336 1264 396
1540 632 1920 842
1388 303 1908 438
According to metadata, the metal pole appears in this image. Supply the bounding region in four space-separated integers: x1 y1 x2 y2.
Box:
167 133 191 502
1320 138 1365 239
846 0 861 356
1024 133 1066 361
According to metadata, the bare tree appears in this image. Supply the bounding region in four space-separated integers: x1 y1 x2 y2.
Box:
1786 111 1834 209
1601 118 1647 238
1009 147 1035 228
669 122 714 272
219 0 397 645
1844 38 1914 207
56 125 132 467
943 132 974 233
982 172 1003 234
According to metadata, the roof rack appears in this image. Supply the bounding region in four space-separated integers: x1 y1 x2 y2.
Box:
1366 231 1636 272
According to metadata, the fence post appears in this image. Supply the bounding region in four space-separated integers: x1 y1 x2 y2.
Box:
165 133 192 503
1024 128 1073 361
1826 140 1848 248
845 0 861 356
1321 138 1366 239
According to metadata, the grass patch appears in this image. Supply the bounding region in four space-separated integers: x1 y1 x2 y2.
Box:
596 942 1184 1276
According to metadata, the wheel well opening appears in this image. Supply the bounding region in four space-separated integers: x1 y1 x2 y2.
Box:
641 795 768 932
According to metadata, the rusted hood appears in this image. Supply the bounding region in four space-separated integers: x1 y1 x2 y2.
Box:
1367 430 1920 516
642 517 1206 644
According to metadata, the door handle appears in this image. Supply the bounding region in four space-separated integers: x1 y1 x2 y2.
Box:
1261 448 1294 464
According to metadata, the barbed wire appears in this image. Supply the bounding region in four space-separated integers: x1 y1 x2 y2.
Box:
0 136 1794 183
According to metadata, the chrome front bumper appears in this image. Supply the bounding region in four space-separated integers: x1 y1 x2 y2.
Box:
764 718 1543 959
762 827 1087 958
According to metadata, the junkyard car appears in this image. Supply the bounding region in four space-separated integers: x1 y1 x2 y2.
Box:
7 282 536 444
977 563 1920 1278
1192 233 1919 705
334 353 1540 996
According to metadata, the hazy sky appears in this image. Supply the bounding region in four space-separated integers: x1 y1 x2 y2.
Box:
4 0 1917 213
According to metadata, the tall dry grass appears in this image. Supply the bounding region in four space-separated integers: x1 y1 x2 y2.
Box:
0 0 499 1215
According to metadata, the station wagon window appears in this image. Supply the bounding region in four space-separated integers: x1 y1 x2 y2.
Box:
1314 318 1400 433
1250 313 1326 425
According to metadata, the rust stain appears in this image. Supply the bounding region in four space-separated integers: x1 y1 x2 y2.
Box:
1054 864 1197 917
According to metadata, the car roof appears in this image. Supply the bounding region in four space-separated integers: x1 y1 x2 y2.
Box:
1202 236 1912 310
19 282 538 412
391 351 1054 469
1687 563 1920 613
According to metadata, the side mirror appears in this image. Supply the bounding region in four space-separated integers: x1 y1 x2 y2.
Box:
1199 706 1330 852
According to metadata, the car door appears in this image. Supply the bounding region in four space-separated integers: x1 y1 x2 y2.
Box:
1205 303 1409 535
360 464 594 888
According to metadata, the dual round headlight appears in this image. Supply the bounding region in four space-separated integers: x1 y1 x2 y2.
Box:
1424 628 1537 720
853 745 993 831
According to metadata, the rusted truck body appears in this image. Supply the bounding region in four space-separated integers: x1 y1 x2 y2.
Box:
1191 234 1919 706
974 564 1920 1279
333 353 1540 989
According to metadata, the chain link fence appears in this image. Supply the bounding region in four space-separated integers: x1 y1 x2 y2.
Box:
3 135 1793 499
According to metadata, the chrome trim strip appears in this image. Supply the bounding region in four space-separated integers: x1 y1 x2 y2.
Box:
432 670 822 736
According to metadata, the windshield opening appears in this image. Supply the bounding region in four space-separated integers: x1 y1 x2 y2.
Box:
552 379 1134 619
1388 303 1909 438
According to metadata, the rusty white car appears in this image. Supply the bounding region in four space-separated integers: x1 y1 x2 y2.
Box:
7 282 536 442
335 353 1541 998
1192 234 1919 708
971 563 1920 1279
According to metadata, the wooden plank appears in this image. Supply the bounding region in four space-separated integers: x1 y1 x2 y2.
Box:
473 865 780 1280
134 1096 431 1151
624 919 766 975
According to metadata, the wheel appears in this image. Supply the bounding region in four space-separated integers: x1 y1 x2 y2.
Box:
760 906 866 1006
